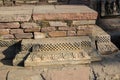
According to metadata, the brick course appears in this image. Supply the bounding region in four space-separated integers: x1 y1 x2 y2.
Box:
10 29 24 34
48 31 67 37
0 22 20 29
0 5 98 39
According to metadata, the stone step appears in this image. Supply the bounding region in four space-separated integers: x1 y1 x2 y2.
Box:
0 5 97 22
21 36 91 51
92 25 111 43
24 49 91 67
97 42 119 55
33 5 98 21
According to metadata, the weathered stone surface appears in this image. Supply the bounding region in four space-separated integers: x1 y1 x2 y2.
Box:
48 0 57 3
25 0 39 4
77 30 91 36
42 66 90 80
0 70 9 80
92 25 111 43
21 22 39 29
48 31 66 37
0 53 5 60
72 20 96 25
0 34 14 39
13 51 29 66
24 28 40 32
0 62 3 66
49 21 67 27
67 31 76 36
58 27 76 31
0 7 32 22
41 27 56 32
0 1 3 6
97 42 119 55
77 25 93 31
8 69 42 80
34 32 47 39
33 5 98 21
14 33 33 39
21 36 91 51
25 50 91 67
0 22 20 29
0 40 19 47
0 29 9 35
10 29 24 34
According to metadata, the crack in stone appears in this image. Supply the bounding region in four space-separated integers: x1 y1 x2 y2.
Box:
40 74 46 80
6 71 10 80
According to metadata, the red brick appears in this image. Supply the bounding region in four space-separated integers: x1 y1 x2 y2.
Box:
24 28 40 32
10 29 24 34
0 22 20 29
0 29 9 35
21 22 39 29
67 31 76 36
41 27 56 32
48 31 66 37
58 27 76 31
1 34 14 39
77 30 91 36
14 33 33 39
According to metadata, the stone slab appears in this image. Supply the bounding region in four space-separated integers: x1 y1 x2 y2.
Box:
13 51 29 66
49 21 67 27
21 36 91 51
92 25 111 43
72 20 96 25
0 34 15 39
8 69 42 80
14 33 33 39
42 66 90 80
97 42 119 55
34 32 47 39
25 50 91 67
48 0 57 3
48 31 67 37
21 22 39 29
0 7 32 22
33 5 98 21
0 70 9 80
0 22 20 29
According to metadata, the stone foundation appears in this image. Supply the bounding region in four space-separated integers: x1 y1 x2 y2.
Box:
0 5 118 67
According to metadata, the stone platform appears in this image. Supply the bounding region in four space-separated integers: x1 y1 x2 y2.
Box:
0 5 119 80
0 5 118 67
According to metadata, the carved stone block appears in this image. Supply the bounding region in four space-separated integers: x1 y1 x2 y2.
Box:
97 42 119 55
21 36 91 51
25 50 91 67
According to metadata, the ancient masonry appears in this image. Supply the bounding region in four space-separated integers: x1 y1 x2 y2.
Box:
0 0 90 6
0 5 118 67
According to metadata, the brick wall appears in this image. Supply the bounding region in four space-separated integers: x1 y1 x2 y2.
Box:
0 5 98 40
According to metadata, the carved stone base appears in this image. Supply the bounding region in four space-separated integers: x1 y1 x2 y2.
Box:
25 50 91 67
